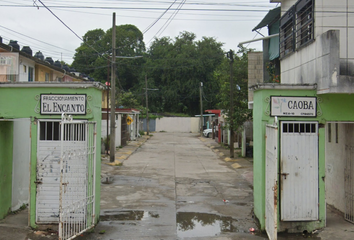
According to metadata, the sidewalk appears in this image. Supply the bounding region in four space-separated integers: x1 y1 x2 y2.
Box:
198 135 254 186
100 134 150 182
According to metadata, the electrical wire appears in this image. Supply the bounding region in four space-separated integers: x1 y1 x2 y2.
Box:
35 0 110 62
143 0 178 34
157 0 186 38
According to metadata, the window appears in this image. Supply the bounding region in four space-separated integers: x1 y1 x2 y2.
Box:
295 0 314 48
23 65 27 73
39 121 86 141
28 67 34 82
280 0 314 58
282 122 316 133
280 7 295 58
328 123 331 143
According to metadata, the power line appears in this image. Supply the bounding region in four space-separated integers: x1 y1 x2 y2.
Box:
143 0 178 34
157 0 186 38
0 24 74 53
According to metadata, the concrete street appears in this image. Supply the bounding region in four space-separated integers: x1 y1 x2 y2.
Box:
1 132 353 239
86 132 260 240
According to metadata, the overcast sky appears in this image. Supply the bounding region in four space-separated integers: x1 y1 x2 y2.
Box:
0 0 279 64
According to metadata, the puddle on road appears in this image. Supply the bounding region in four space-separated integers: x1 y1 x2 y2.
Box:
100 210 159 221
176 212 239 238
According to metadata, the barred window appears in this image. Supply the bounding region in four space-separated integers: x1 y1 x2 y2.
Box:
279 0 314 58
295 0 314 48
280 6 295 58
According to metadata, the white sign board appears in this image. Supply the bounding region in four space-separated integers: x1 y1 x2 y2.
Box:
41 94 87 115
271 96 316 117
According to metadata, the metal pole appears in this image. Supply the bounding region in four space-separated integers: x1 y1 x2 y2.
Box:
145 74 149 136
200 82 203 137
110 12 116 162
229 50 234 158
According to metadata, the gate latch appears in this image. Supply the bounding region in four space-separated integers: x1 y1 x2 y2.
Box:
280 172 289 179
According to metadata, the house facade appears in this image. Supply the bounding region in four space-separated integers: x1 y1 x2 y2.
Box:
0 39 105 238
248 0 354 238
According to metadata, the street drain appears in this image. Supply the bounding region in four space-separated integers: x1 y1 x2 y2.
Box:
177 212 239 238
100 210 159 221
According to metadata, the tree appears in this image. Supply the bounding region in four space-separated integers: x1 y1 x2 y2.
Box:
71 25 146 90
216 46 252 132
143 31 224 115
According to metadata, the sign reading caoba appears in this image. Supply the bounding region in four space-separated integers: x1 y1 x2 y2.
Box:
271 96 317 117
41 94 87 115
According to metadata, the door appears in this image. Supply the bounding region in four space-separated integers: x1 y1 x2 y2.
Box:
266 125 278 240
36 120 62 223
36 120 93 226
280 121 318 221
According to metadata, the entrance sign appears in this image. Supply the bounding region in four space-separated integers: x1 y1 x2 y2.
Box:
271 96 316 117
41 94 87 115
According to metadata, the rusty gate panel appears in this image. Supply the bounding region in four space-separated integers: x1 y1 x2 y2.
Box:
266 124 278 240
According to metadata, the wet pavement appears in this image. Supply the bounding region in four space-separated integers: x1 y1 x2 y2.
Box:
85 132 260 240
1 132 354 239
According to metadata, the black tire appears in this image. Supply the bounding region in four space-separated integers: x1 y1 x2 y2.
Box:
207 133 210 138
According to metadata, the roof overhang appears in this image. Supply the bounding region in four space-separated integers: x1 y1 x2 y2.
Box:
249 83 317 91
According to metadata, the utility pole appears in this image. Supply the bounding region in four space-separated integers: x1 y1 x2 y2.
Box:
106 58 110 153
200 82 203 137
110 12 116 163
228 50 234 158
145 74 149 136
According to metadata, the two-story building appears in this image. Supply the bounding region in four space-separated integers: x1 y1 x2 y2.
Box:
247 0 354 239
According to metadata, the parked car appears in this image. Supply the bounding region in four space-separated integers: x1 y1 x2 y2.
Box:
203 128 212 138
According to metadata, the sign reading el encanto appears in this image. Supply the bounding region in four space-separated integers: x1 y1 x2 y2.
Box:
271 96 317 117
41 94 87 115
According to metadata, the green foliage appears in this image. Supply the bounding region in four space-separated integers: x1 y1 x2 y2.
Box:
71 25 145 89
143 31 224 115
216 46 252 132
118 90 142 109
164 112 190 117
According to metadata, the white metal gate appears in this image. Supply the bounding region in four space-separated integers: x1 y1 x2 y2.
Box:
59 115 97 240
36 120 63 223
280 121 318 221
345 143 354 223
265 125 278 240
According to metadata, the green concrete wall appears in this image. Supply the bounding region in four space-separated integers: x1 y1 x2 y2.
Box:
0 122 13 219
0 85 102 227
253 88 331 232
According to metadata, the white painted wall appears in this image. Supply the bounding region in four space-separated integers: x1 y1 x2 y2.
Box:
101 114 121 148
12 119 31 211
325 122 346 212
190 118 200 133
18 57 35 82
280 0 354 91
155 117 200 133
